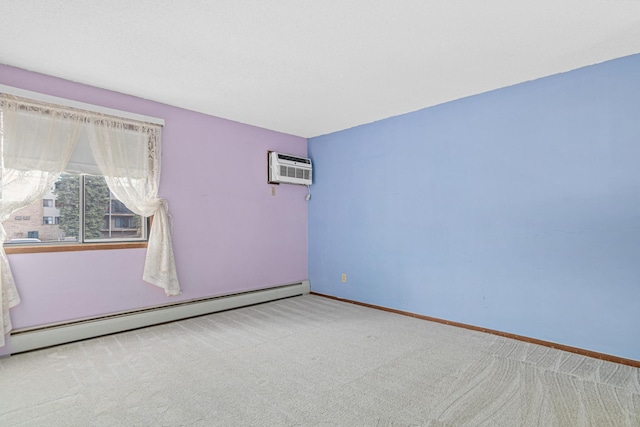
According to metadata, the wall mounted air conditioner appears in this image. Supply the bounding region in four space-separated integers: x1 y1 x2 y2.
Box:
268 151 312 186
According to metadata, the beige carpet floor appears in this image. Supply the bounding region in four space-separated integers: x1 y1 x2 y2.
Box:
0 294 638 426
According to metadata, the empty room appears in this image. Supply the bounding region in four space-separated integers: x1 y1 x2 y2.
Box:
1 1 639 426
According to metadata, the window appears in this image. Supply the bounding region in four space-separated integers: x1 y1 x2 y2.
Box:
3 173 146 245
1 88 178 296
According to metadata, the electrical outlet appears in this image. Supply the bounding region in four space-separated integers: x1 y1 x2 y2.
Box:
341 273 347 283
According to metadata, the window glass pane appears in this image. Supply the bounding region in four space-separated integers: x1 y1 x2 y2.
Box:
84 175 143 241
2 173 145 245
2 178 72 243
54 173 81 242
83 175 110 239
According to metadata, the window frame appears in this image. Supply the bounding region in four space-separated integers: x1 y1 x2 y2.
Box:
4 175 152 254
78 174 148 244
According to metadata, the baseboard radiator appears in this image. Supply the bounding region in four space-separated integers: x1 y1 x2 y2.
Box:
10 280 310 355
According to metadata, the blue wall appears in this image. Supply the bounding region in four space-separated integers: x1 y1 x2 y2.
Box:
308 54 640 361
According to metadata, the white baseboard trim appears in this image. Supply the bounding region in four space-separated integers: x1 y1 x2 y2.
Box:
10 280 310 355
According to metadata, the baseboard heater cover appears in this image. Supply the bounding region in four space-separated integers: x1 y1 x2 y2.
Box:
10 280 310 355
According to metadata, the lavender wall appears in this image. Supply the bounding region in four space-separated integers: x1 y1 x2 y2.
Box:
0 64 308 330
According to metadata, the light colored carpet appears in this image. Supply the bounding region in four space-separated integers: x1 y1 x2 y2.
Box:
0 294 638 426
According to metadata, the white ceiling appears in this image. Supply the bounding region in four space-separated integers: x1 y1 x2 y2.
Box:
1 1 639 138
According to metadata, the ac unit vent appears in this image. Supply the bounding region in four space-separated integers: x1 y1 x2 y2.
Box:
269 152 312 186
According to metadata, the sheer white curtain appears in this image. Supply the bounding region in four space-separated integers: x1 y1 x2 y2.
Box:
0 97 84 346
87 118 179 296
